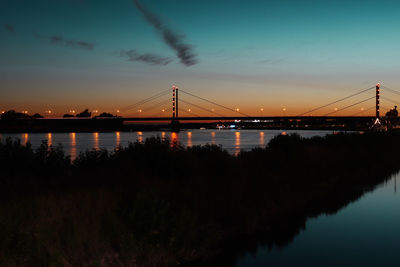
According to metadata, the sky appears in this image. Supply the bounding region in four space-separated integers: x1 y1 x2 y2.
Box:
1 0 400 117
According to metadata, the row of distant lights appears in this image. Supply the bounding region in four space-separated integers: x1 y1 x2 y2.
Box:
1 107 370 115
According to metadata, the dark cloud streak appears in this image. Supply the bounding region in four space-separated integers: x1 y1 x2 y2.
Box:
4 24 15 35
120 50 173 65
133 0 197 66
36 34 94 50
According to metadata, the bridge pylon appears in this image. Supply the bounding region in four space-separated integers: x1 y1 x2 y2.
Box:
171 85 180 132
376 83 380 118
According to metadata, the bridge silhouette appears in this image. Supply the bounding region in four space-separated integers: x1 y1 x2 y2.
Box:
117 83 400 131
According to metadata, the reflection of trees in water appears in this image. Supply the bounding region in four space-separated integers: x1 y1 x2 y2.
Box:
191 177 395 267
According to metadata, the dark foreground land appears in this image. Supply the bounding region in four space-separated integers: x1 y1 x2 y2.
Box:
0 132 399 266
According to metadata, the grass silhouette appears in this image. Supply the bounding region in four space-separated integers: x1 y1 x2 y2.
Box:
0 132 399 266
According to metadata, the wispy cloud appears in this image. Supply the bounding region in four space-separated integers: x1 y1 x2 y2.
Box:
120 50 173 65
35 34 94 50
4 24 15 35
133 0 197 67
257 58 287 64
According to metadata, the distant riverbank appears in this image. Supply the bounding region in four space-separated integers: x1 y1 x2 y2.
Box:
0 116 380 133
0 132 399 266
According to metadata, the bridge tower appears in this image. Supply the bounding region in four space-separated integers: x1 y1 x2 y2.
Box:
376 83 380 118
171 85 180 132
172 85 179 118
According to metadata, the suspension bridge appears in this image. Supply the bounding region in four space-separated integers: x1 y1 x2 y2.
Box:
2 83 400 132
116 83 400 131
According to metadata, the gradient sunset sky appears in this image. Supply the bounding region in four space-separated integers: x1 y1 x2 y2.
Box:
1 0 400 116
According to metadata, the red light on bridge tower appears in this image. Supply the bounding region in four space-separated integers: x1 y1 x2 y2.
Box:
172 85 179 119
171 85 180 132
376 83 380 118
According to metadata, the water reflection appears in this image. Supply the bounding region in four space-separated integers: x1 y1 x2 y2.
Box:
47 133 52 147
21 133 29 145
235 131 240 156
187 131 192 147
70 133 77 161
259 132 265 147
93 132 99 150
137 131 143 143
171 132 179 148
235 173 400 267
2 130 337 157
211 131 216 145
116 131 120 148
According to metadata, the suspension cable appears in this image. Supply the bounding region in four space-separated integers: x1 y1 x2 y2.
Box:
121 89 170 112
382 86 400 96
323 96 375 116
179 99 225 117
297 86 375 116
179 105 201 117
179 89 251 117
381 96 400 105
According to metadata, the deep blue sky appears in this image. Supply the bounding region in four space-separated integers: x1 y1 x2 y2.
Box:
1 0 400 116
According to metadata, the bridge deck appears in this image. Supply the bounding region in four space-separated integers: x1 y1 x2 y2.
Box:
121 116 377 121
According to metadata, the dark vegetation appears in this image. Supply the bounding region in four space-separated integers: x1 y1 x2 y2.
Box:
0 132 399 266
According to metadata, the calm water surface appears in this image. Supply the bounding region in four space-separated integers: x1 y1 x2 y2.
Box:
0 129 334 160
237 174 400 266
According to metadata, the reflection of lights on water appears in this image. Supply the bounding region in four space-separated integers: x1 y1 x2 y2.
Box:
259 132 265 147
187 132 192 147
70 132 77 161
21 133 29 145
137 131 143 143
211 131 216 145
93 132 99 150
161 132 166 140
281 131 287 136
235 131 240 156
47 133 52 147
171 132 179 148
116 131 120 148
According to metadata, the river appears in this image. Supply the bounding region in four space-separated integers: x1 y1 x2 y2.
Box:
236 173 400 266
